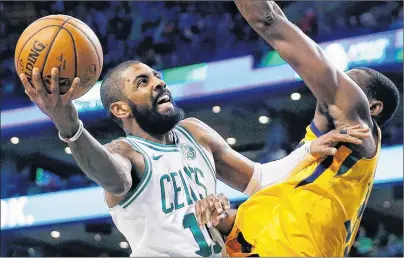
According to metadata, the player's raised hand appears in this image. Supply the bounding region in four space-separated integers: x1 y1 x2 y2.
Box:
195 194 231 229
310 124 371 157
20 67 81 136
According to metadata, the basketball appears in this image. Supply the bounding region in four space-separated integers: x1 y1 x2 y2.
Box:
14 15 103 99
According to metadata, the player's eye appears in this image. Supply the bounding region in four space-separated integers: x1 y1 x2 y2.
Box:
137 79 147 86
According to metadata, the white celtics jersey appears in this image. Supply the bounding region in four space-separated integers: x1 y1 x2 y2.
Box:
108 125 224 257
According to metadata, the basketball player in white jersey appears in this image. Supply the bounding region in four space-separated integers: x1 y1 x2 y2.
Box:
20 63 367 256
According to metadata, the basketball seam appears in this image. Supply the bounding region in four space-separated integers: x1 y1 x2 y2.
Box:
16 25 60 74
40 17 72 85
61 23 101 98
60 28 78 79
64 20 102 72
36 17 101 72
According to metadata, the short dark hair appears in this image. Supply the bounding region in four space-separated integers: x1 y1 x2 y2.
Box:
348 67 400 126
100 60 140 128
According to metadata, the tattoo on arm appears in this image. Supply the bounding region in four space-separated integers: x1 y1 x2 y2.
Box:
235 0 276 24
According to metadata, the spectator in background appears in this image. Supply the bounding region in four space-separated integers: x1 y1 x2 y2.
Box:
354 226 374 256
386 233 404 256
299 8 318 37
258 117 289 163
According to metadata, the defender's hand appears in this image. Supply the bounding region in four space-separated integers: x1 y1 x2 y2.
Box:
20 67 81 136
195 193 231 229
310 124 370 157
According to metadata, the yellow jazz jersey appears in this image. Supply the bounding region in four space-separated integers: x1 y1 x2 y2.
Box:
225 121 381 257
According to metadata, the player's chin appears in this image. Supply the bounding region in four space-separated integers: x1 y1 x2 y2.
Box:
156 102 175 114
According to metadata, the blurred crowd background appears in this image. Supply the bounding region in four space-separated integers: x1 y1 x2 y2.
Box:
0 1 402 257
351 225 403 257
1 1 402 98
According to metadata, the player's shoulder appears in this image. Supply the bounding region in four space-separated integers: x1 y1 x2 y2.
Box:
103 138 144 163
104 138 146 183
104 137 133 154
179 117 206 128
178 117 218 150
178 117 210 135
180 117 219 136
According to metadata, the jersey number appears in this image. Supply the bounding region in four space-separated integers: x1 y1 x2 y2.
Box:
183 213 222 257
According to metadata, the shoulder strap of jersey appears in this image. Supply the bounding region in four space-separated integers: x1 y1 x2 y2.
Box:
174 125 217 179
126 135 180 153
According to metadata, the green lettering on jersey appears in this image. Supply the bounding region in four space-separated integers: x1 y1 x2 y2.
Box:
170 172 185 210
184 165 193 178
184 166 200 202
160 174 174 214
194 167 208 199
178 170 193 205
183 213 222 257
160 167 209 214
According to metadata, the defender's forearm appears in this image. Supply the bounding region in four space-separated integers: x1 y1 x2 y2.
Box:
67 129 131 195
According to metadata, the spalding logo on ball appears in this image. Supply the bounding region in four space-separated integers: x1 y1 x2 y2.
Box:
14 15 103 99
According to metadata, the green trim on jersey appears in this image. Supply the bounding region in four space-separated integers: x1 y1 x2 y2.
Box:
127 135 180 152
127 134 177 147
119 139 153 208
175 126 216 179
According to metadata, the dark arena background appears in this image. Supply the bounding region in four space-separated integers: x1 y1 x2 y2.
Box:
0 1 403 257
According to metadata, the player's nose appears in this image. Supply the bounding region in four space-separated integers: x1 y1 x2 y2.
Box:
153 79 167 91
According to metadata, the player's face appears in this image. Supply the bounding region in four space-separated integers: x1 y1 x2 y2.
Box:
121 63 184 134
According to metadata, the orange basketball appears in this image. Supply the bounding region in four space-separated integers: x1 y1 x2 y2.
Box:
15 15 103 99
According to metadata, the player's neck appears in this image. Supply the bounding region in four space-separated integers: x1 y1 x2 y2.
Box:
133 130 172 145
123 122 174 145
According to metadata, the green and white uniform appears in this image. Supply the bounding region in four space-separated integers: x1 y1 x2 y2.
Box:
108 125 223 257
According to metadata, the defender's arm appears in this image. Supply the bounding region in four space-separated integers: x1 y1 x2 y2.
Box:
234 0 373 127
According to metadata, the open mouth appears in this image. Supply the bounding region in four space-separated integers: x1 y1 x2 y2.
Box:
156 94 171 105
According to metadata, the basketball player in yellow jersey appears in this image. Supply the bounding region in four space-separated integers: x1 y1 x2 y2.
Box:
193 1 401 257
223 123 381 257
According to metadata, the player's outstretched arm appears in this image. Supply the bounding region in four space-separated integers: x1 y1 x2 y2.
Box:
245 125 370 195
180 118 368 194
234 0 373 127
20 67 133 196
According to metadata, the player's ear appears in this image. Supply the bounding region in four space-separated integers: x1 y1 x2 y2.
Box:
369 100 383 117
110 101 131 120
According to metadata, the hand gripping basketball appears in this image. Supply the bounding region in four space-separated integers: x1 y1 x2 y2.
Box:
15 15 103 99
20 67 81 137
